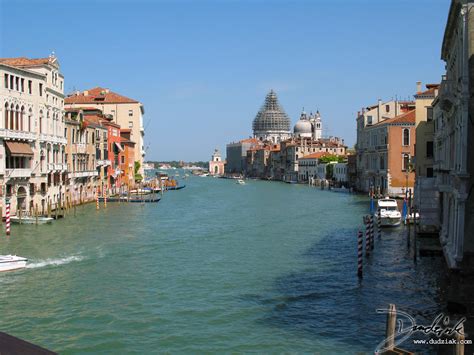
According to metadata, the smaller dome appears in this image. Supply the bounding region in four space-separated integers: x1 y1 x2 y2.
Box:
294 119 312 135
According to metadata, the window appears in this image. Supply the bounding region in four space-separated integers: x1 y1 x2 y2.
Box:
39 83 43 96
28 80 32 94
427 107 433 121
367 115 373 125
4 74 8 89
10 75 13 89
426 141 433 158
403 128 410 146
128 110 133 117
128 121 133 128
427 167 434 178
402 154 410 172
385 104 390 113
20 78 24 92
15 76 19 90
121 156 125 164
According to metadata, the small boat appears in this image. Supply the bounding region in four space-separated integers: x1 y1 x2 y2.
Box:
236 179 246 185
0 255 28 272
10 216 54 224
331 186 350 193
200 173 209 177
377 198 402 227
167 185 185 190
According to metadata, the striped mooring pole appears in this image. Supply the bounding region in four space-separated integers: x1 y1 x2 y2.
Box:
357 230 363 278
103 184 107 208
370 215 375 250
377 209 381 238
96 188 99 210
5 199 11 235
365 216 370 257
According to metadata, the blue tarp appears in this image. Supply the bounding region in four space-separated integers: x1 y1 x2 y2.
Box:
370 198 375 215
402 199 408 221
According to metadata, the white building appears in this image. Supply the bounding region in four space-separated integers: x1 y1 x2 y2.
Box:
434 0 474 271
293 110 322 140
334 163 349 183
0 55 67 216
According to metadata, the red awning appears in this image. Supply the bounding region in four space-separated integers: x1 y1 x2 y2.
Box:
5 141 33 157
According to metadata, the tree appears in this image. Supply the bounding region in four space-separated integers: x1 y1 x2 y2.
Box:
134 161 143 183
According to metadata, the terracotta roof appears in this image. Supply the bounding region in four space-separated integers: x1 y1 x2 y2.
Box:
373 109 416 126
0 57 54 68
65 87 139 104
416 84 440 97
240 138 260 144
299 152 330 160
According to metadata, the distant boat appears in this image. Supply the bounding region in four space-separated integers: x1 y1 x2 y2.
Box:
167 185 186 190
332 186 350 193
0 255 28 272
10 216 54 224
236 179 245 185
99 196 161 203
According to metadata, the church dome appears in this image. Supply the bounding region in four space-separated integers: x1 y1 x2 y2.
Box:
252 90 291 134
294 119 312 135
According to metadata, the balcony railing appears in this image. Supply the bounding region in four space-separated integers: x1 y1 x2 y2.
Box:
39 133 67 144
97 159 111 166
0 129 36 141
69 170 99 178
6 168 32 178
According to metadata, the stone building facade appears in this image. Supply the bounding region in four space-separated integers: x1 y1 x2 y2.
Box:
0 55 67 216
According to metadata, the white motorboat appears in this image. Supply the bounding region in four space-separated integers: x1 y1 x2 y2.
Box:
236 179 246 185
0 255 28 272
377 198 401 227
10 216 53 225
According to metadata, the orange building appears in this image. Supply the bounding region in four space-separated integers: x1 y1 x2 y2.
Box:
119 129 136 187
363 109 416 197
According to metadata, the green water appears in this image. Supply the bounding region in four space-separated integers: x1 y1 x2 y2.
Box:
0 176 443 353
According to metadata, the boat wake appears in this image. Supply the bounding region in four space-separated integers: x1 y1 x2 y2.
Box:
26 255 84 269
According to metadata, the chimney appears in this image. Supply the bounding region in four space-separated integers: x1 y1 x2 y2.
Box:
105 89 110 93
84 90 89 96
416 81 422 94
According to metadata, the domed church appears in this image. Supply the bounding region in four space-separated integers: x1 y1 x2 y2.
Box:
252 90 292 143
293 110 322 140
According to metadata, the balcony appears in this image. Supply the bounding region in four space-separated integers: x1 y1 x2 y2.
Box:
69 170 98 178
438 79 457 112
0 129 36 141
39 133 67 145
55 163 67 171
5 168 32 178
97 159 111 167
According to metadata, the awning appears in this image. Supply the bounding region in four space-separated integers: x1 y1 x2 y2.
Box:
114 142 124 152
5 141 34 157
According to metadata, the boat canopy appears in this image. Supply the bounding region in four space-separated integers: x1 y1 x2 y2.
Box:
378 199 398 208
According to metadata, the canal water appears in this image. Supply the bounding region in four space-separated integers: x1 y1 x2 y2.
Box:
0 175 445 353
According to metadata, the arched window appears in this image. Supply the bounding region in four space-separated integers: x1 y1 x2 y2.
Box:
403 128 410 146
10 104 14 129
4 102 8 129
28 108 32 132
15 105 19 130
39 110 43 133
402 154 410 172
20 106 25 131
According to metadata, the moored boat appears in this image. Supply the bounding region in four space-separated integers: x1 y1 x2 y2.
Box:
0 255 28 272
377 198 402 227
236 179 246 185
10 216 54 224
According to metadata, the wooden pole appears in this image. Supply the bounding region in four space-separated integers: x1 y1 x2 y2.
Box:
357 230 363 278
35 204 38 225
455 323 465 355
5 201 11 235
47 200 51 218
18 206 22 224
385 304 397 351
365 216 370 257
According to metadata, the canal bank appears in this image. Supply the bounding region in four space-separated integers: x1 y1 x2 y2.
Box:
0 176 458 353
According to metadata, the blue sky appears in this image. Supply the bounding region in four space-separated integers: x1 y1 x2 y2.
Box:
0 0 449 161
